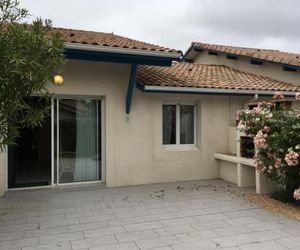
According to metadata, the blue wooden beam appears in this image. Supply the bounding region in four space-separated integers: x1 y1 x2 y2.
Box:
126 64 138 114
193 47 204 52
283 65 297 72
226 54 237 60
208 51 218 56
250 59 263 65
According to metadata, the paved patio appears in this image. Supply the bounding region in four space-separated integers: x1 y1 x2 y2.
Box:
0 180 300 250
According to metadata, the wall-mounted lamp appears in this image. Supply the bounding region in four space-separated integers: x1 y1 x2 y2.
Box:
53 74 64 85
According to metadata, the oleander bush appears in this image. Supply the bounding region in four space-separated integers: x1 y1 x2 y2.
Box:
237 92 300 202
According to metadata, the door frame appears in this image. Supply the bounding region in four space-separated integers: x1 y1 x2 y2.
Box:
6 95 106 190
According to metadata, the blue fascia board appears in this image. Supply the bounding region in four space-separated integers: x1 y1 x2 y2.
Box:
126 64 138 114
183 46 300 70
64 48 176 66
250 59 263 65
226 54 238 60
193 47 204 52
208 51 218 56
283 65 297 72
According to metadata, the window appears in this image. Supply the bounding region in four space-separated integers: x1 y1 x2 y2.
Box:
163 103 196 147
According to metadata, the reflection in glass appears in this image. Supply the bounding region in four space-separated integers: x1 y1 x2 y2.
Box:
180 105 194 144
58 99 100 183
163 105 176 145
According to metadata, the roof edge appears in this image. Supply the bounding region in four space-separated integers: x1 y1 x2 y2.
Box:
65 43 182 60
183 44 300 69
138 84 299 97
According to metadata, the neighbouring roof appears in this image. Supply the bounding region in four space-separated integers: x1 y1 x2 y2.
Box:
53 27 182 55
137 62 300 92
185 42 300 68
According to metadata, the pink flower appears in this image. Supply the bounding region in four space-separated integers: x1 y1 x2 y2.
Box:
263 126 270 133
284 150 299 166
296 93 300 101
274 158 282 169
254 156 267 173
273 91 284 99
252 106 262 115
293 188 300 201
254 130 268 149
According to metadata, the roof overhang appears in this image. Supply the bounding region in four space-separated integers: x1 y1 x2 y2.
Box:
183 45 300 70
137 83 298 97
64 43 182 66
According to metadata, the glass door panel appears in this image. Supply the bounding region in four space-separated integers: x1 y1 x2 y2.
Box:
57 98 101 183
8 97 51 188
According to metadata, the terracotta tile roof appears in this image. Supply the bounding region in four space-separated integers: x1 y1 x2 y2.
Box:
137 62 300 92
188 42 300 68
52 27 182 55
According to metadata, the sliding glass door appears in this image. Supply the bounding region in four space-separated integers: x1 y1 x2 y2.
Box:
8 97 102 189
56 98 101 184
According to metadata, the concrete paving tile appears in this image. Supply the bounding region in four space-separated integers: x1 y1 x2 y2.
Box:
115 229 159 242
71 235 117 249
67 220 107 232
171 239 220 250
0 237 38 249
155 224 197 236
78 213 115 223
24 226 68 238
107 216 145 226
276 236 300 249
124 221 163 232
23 241 72 250
213 225 253 237
84 225 125 238
90 241 139 250
239 240 289 250
135 235 180 249
213 229 290 248
39 231 84 245
175 229 218 242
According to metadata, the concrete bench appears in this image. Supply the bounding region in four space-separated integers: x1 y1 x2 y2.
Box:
215 153 276 195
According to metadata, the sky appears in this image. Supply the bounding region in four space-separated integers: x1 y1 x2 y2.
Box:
20 0 300 54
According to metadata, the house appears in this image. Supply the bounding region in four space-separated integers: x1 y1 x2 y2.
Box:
0 27 300 196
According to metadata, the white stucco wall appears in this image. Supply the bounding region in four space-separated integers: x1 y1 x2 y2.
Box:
0 59 250 195
193 51 300 85
53 60 250 187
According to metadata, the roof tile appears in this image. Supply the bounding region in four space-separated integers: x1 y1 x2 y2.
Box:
189 42 300 67
137 62 300 92
52 27 182 55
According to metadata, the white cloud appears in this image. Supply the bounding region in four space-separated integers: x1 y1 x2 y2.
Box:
20 0 300 53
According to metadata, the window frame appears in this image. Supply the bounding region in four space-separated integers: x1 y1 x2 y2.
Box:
162 102 197 149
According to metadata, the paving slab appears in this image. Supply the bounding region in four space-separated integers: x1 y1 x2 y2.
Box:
0 179 299 250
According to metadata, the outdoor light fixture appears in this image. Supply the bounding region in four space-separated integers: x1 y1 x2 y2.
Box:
53 74 64 85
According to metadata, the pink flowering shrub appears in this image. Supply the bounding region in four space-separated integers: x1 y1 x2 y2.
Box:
273 91 284 99
237 93 300 202
293 188 300 201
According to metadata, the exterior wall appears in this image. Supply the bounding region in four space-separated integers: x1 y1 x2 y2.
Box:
193 51 300 85
0 59 252 194
50 60 131 187
49 60 252 187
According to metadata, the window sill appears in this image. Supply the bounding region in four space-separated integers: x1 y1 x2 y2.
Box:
154 146 200 161
162 145 199 152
